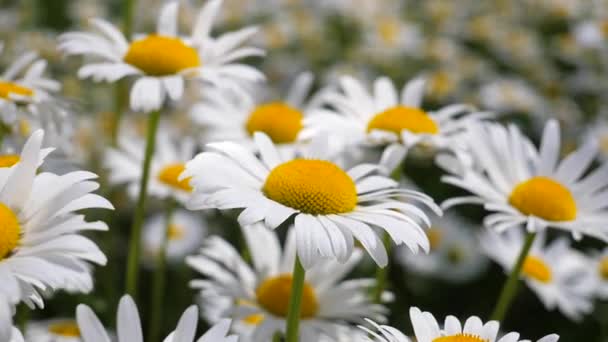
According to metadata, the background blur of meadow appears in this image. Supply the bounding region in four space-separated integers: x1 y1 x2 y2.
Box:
3 0 608 340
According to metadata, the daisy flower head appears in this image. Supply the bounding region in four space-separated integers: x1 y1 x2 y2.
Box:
406 307 560 342
191 71 326 148
187 223 387 342
26 319 82 342
0 129 112 312
141 209 206 266
301 75 490 172
58 0 265 112
583 116 608 161
76 295 238 342
182 132 440 268
578 247 608 300
442 119 608 240
481 228 594 321
105 126 197 204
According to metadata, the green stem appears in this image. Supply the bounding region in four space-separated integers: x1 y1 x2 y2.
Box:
148 199 176 342
123 0 137 39
272 331 283 342
372 232 392 303
490 232 537 322
111 82 127 147
125 109 162 297
285 256 306 342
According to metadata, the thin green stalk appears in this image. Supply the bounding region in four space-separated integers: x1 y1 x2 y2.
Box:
490 232 537 321
110 82 128 147
285 256 306 342
123 0 137 39
125 109 162 297
148 199 176 342
372 233 392 303
272 331 283 342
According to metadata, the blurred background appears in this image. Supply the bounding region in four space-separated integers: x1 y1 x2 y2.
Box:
2 0 608 340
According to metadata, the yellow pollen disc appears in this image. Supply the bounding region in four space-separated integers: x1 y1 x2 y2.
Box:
426 228 443 250
0 154 20 168
167 223 185 241
263 159 357 215
124 35 200 76
522 256 552 283
433 334 489 342
48 321 81 337
367 105 439 135
245 102 303 144
242 313 265 325
256 274 318 319
508 176 576 222
378 18 400 45
157 163 192 192
598 257 608 280
0 81 33 99
0 202 20 260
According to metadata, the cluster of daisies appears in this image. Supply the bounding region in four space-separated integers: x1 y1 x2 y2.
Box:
0 0 607 341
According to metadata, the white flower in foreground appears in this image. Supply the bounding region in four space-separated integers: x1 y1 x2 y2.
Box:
481 229 594 321
26 319 82 341
187 223 386 342
142 210 206 266
192 71 326 147
183 132 439 268
302 75 489 172
442 120 608 240
76 295 238 342
361 308 560 342
0 130 112 339
105 128 196 204
59 0 264 112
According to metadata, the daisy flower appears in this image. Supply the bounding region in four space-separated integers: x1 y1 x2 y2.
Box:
191 71 326 147
481 228 594 321
182 132 439 268
76 295 238 342
395 212 488 284
361 308 560 342
583 116 608 162
58 0 264 112
587 247 608 299
301 75 489 172
26 319 82 342
141 209 207 266
0 130 112 317
187 223 387 341
442 119 608 240
105 127 196 204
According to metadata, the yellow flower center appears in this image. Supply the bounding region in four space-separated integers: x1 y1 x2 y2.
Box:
263 159 357 215
433 334 489 342
0 154 20 168
167 223 185 241
426 228 443 251
157 163 192 192
447 247 465 264
243 313 265 325
598 257 608 280
255 274 318 319
245 102 303 144
0 82 33 99
366 106 439 135
522 256 552 283
378 18 400 45
124 35 200 76
600 135 608 155
0 202 20 260
48 321 81 337
508 176 577 222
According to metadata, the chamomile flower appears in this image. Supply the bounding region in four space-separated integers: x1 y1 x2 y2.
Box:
183 132 439 268
105 128 196 204
26 319 82 342
0 130 112 314
442 120 608 240
187 223 387 342
75 295 238 342
362 308 560 342
142 210 206 266
302 75 488 172
481 228 594 321
395 212 488 284
58 0 264 112
191 71 325 147
581 247 608 299
583 116 608 161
